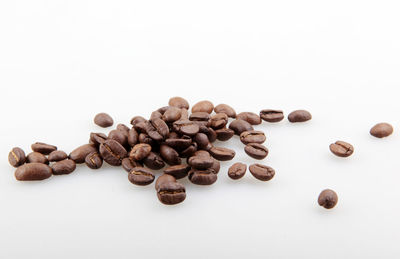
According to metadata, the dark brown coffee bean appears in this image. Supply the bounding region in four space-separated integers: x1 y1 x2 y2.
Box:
52 159 76 175
229 119 254 135
173 120 200 136
192 100 214 114
27 152 49 164
169 96 189 109
179 142 198 158
138 133 156 146
99 139 128 166
260 109 284 122
155 174 186 205
236 112 261 125
48 150 68 162
215 128 235 141
135 121 163 142
143 152 165 170
85 152 103 169
94 112 113 127
228 162 247 180
329 141 354 157
69 144 97 164
108 129 128 147
117 123 130 134
128 167 155 186
288 110 312 123
130 116 146 127
240 130 266 145
318 189 338 209
151 118 169 139
244 143 269 160
8 147 26 167
189 112 210 122
214 104 236 118
121 158 142 173
209 146 235 161
165 136 192 151
249 164 275 181
211 158 220 174
130 144 152 161
89 132 107 147
188 168 217 185
127 128 139 147
164 164 191 179
370 123 393 138
15 163 52 181
31 142 57 155
188 155 214 170
162 107 182 123
160 145 181 165
193 150 211 158
150 111 163 121
199 126 217 143
209 113 228 129
194 133 210 150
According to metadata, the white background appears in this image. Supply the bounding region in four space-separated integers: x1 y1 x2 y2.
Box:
1 1 400 258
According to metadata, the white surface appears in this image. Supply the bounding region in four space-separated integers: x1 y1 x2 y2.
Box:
1 1 400 258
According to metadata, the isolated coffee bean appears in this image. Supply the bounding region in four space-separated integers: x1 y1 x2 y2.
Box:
188 168 218 185
288 110 312 123
215 128 235 141
108 129 128 147
31 142 57 155
240 130 266 145
194 133 210 150
244 143 269 160
69 144 97 164
151 118 169 139
128 167 155 186
260 109 284 123
27 152 49 164
229 119 254 135
209 146 235 161
236 112 261 125
370 123 393 138
85 152 103 169
192 100 214 114
89 132 107 147
48 150 68 162
127 128 139 147
15 163 52 181
160 145 181 165
52 159 76 175
122 158 142 173
169 96 189 109
99 139 128 166
214 104 236 118
130 144 152 161
228 162 247 180
94 112 114 128
155 174 186 205
329 141 354 157
164 164 191 179
130 116 146 127
188 155 214 170
143 152 165 170
249 164 275 181
8 147 26 167
162 107 182 123
209 113 228 129
318 189 338 209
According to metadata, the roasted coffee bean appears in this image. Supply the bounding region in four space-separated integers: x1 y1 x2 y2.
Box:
165 136 192 151
260 109 284 123
229 119 254 135
127 128 139 147
214 104 236 118
85 152 103 169
48 150 68 162
135 121 162 142
199 126 217 143
194 133 210 150
15 163 52 181
122 158 142 173
99 139 128 166
188 155 214 170
31 142 57 155
209 146 235 161
89 132 107 147
52 159 76 175
150 111 163 121
168 96 190 109
27 152 49 164
157 106 169 114
215 128 235 141
209 113 228 129
370 123 393 138
236 112 261 125
244 143 269 160
143 152 165 170
164 165 191 180
117 123 130 134
329 141 354 157
193 150 211 158
228 162 247 180
130 116 146 127
162 107 182 123
240 130 266 145
211 158 220 174
8 147 26 167
249 164 275 181
288 110 312 123
128 167 155 186
180 109 189 120
189 112 210 122
130 144 152 161
108 129 128 147
160 145 181 165
138 133 156 146
192 100 214 114
69 144 97 164
318 189 338 209
188 168 217 185
94 112 113 127
151 118 169 139
173 120 200 136
155 174 186 205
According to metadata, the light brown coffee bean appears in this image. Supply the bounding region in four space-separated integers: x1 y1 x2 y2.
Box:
370 123 393 138
329 141 354 157
94 112 114 127
15 163 52 181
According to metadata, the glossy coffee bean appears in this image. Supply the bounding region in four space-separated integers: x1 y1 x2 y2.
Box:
69 144 97 164
215 128 235 141
165 136 192 151
162 107 182 123
52 159 76 175
160 145 181 165
89 132 107 147
244 143 269 160
94 112 113 127
188 168 218 185
194 133 210 150
188 155 214 170
128 167 155 186
240 131 266 145
31 142 57 155
122 158 142 173
27 152 49 164
214 104 236 118
48 150 68 162
209 113 228 129
164 164 191 179
288 110 312 123
168 96 189 109
318 189 338 209
236 112 261 125
209 146 235 161
192 100 214 114
193 150 211 158
249 164 275 181
130 116 146 127
370 123 393 138
260 109 284 123
198 126 217 143
229 119 254 135
329 141 354 157
8 147 26 167
151 118 169 139
173 120 200 136
108 129 128 147
138 133 156 146
15 163 52 181
130 144 152 161
127 128 139 147
155 174 186 205
228 162 247 180
85 152 103 169
211 158 220 174
179 143 198 158
99 139 128 166
189 112 210 122
143 152 165 170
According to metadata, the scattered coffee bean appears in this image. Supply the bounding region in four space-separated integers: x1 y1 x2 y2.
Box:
117 123 130 134
179 142 198 158
150 110 163 121
143 152 165 170
236 112 261 125
122 158 142 173
188 168 218 185
211 158 221 174
209 113 229 129
48 150 68 162
214 104 236 118
85 152 103 169
52 159 76 175
260 109 284 122
215 128 235 141
130 116 146 127
27 152 49 164
229 119 254 135
151 118 169 139
15 163 53 181
8 147 26 167
244 143 269 160
127 128 139 147
192 100 214 114
370 123 393 138
209 146 235 161
228 162 247 180
240 130 266 145
173 120 200 136
155 174 186 205
165 136 192 151
318 189 338 209
160 144 181 165
94 112 114 128
288 110 312 123
108 129 128 147
31 142 57 155
169 97 189 109
189 112 210 122
99 139 127 166
188 155 214 170
329 141 354 157
194 133 210 150
69 144 97 164
129 144 152 161
162 107 182 123
128 167 155 186
249 164 275 181
89 132 107 147
199 126 217 143
164 164 191 179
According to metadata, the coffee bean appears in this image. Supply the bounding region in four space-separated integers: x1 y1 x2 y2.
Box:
260 109 284 123
236 112 261 125
151 118 169 139
27 152 49 164
155 174 186 205
169 97 189 109
189 112 210 122
215 128 235 141
180 108 189 120
135 121 163 142
52 159 76 175
318 189 338 209
127 128 139 147
150 110 163 121
209 146 235 161
8 147 26 167
188 168 218 185
229 119 254 135
370 123 393 138
329 141 354 157
94 113 113 128
130 144 152 161
249 164 275 181
15 163 52 181
128 167 155 186
288 110 312 123
31 142 57 155
122 158 142 173
193 150 211 158
209 113 228 129
108 129 128 147
138 133 156 146
99 139 128 166
244 143 269 160
240 131 266 145
117 123 130 134
188 155 214 170
173 120 200 136
192 100 214 114
199 126 217 143
165 136 192 151
162 107 182 123
130 116 146 127
48 150 68 162
85 152 103 169
143 152 165 170
157 106 169 114
69 144 97 164
164 164 191 179
214 104 236 118
211 158 220 174
89 132 107 147
160 144 181 165
194 133 210 150
228 162 247 180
